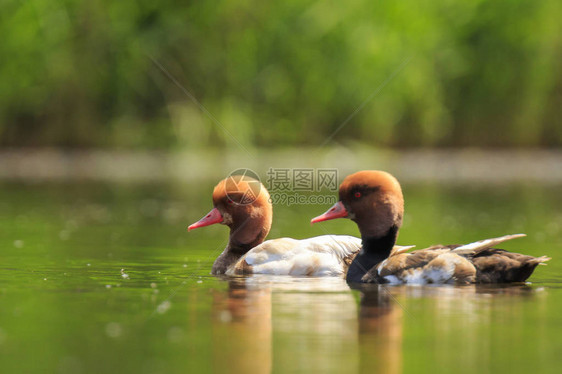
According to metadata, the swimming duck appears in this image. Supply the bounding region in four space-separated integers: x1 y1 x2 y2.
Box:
311 170 550 284
188 175 367 276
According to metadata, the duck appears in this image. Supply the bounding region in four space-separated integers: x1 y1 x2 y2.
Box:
188 174 378 276
310 170 550 284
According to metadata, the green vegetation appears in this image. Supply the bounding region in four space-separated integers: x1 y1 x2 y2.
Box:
1 0 561 149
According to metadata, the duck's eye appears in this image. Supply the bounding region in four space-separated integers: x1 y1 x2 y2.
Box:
354 192 361 198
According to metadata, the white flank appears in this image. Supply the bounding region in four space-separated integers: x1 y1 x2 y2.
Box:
230 235 362 276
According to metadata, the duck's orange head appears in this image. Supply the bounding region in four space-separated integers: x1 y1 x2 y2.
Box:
311 170 404 238
189 175 272 246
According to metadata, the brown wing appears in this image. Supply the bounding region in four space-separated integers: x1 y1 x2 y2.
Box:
380 248 448 276
360 234 549 284
472 249 550 283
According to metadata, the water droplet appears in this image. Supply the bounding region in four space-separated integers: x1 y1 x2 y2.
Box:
105 322 122 338
157 300 171 314
167 326 185 343
219 310 232 323
59 230 70 241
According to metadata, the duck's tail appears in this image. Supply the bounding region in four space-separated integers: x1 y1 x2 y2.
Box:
532 255 551 265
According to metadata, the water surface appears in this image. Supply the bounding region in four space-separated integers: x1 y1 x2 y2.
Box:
0 182 560 373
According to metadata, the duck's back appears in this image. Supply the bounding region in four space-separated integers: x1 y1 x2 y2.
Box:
227 235 362 276
362 234 550 284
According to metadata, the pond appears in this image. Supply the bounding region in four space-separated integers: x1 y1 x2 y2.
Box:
0 181 561 373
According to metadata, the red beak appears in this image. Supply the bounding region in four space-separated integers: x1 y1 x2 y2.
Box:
310 201 348 224
188 208 224 231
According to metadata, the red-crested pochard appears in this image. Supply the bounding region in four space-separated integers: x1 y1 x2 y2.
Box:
311 170 550 284
189 175 395 276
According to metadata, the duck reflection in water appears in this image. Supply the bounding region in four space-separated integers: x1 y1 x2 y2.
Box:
212 276 359 373
210 278 544 374
354 285 403 374
211 278 405 374
211 278 272 374
356 283 543 374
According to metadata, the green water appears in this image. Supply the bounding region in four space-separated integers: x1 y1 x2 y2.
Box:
0 182 561 373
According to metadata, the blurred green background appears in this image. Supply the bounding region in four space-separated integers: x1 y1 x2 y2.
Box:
1 0 561 150
2 3 562 373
